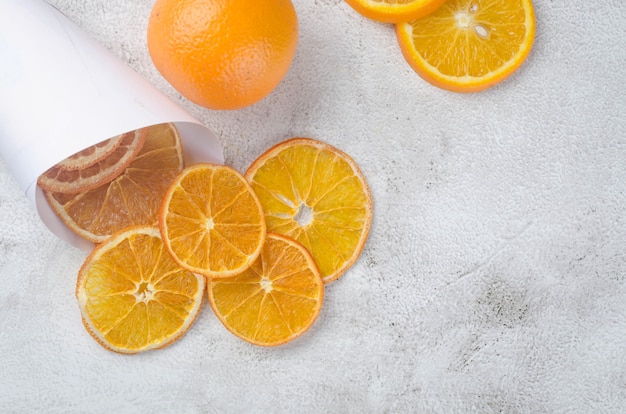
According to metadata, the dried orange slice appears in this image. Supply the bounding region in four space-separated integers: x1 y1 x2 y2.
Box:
345 0 446 23
76 226 205 354
159 163 266 278
55 133 125 171
37 128 146 193
44 123 184 243
245 138 373 283
208 233 324 347
396 0 536 92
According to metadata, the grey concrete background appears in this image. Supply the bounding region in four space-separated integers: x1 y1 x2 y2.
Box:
1 0 625 412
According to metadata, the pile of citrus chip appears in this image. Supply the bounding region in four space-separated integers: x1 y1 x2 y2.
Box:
40 123 185 243
344 0 536 92
41 127 373 352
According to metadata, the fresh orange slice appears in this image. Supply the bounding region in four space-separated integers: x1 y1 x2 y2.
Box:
396 0 536 92
37 128 146 194
44 123 184 243
245 138 373 283
159 163 266 278
55 133 125 171
76 226 205 354
208 233 324 347
345 0 447 23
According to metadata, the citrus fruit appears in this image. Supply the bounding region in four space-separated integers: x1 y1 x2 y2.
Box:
44 123 184 243
396 0 536 92
159 163 266 278
37 128 146 194
147 0 298 110
76 226 205 354
344 0 447 23
56 133 126 171
208 233 324 347
245 138 373 283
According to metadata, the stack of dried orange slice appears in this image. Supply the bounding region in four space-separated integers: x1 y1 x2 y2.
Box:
155 138 373 347
344 0 536 92
38 123 192 354
41 131 373 352
40 123 184 243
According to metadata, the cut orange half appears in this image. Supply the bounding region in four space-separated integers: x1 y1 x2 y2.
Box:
345 0 447 23
76 226 205 354
159 163 266 278
396 0 536 92
38 128 146 194
208 233 324 347
44 123 184 243
245 138 373 283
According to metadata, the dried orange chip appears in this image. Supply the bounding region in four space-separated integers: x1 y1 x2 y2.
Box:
209 233 324 347
44 123 184 243
55 133 125 171
245 138 373 283
37 128 146 194
76 226 205 354
396 0 536 92
159 163 266 278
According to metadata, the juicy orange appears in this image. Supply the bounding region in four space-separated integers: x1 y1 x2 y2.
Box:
396 0 536 92
345 0 447 23
159 163 266 278
44 123 184 243
37 128 146 194
208 233 324 347
245 138 373 283
147 0 298 110
76 226 205 354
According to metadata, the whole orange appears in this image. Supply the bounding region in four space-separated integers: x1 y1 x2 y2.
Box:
147 0 298 110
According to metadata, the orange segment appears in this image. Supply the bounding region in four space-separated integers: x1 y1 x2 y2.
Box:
396 0 536 92
345 0 447 23
37 128 146 193
44 123 184 243
159 163 266 278
245 138 373 283
208 233 324 347
76 226 205 354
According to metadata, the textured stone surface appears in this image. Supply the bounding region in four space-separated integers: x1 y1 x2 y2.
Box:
1 0 625 412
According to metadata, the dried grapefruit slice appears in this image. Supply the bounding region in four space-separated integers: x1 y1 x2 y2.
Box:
159 163 266 278
76 226 205 353
208 233 324 347
44 123 184 243
37 128 146 194
245 138 373 283
55 133 125 171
